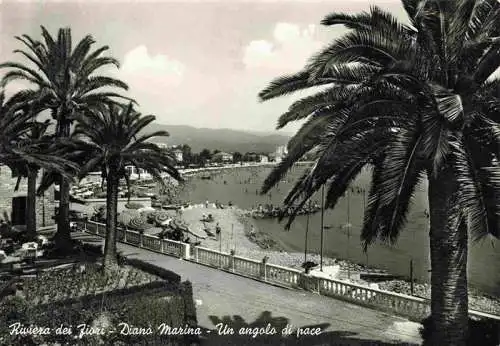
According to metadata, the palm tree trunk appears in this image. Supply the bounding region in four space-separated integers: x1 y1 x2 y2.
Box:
428 164 468 346
26 168 37 241
54 121 72 250
103 171 119 270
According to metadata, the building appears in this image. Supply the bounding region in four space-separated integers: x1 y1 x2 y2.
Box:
0 166 55 227
259 155 269 163
213 152 233 163
173 149 183 162
124 166 152 181
274 145 288 163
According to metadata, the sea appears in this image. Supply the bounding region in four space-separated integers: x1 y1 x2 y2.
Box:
176 164 500 297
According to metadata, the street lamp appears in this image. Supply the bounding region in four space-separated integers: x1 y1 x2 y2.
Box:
304 200 311 263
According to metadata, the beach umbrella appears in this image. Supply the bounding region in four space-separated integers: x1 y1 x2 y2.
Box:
154 211 170 225
128 217 153 231
118 210 140 226
171 219 189 231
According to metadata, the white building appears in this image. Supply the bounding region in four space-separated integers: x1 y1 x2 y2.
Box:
125 166 152 181
213 152 233 163
274 145 288 163
259 155 269 163
173 149 183 162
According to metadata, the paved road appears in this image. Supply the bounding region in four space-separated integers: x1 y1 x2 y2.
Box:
76 233 422 345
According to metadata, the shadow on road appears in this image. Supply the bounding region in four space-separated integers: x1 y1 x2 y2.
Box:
201 310 418 345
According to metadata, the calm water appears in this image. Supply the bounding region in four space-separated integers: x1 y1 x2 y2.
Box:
178 165 500 296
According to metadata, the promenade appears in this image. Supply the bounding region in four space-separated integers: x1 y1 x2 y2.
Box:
75 232 422 345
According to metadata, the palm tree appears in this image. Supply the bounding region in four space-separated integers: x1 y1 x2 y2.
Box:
258 2 500 345
0 91 76 240
66 102 182 269
0 26 133 249
10 119 73 240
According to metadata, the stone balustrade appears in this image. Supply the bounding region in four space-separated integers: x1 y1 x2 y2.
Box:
81 220 500 323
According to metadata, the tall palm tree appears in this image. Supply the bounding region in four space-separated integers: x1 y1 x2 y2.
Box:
258 2 500 345
0 26 133 249
66 103 182 269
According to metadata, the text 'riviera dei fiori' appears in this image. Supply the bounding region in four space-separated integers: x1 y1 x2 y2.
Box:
9 322 202 339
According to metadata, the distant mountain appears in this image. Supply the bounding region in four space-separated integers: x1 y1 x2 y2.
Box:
146 124 291 153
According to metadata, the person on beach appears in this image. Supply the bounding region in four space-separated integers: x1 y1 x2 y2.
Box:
205 200 209 208
215 222 221 240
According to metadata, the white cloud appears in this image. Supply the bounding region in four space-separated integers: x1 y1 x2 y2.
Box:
242 22 323 71
116 45 186 98
122 45 184 78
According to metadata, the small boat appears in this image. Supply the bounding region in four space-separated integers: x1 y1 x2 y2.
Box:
162 204 181 210
200 175 211 180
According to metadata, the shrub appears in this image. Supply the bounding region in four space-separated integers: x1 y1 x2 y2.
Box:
125 202 144 210
125 258 181 283
420 316 500 346
1 280 197 345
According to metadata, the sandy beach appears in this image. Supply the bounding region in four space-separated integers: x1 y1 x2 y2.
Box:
177 203 500 315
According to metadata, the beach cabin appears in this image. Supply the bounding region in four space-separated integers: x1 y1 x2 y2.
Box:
0 166 55 227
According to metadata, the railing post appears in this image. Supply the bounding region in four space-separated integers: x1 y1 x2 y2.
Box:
194 247 199 262
260 256 268 281
96 223 99 235
139 232 144 248
183 243 190 260
160 238 164 253
123 228 128 243
298 272 308 291
83 221 87 233
230 250 235 272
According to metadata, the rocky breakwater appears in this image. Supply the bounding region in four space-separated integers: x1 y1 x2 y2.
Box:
379 280 500 315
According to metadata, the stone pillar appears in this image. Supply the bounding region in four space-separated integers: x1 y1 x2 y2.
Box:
229 250 235 272
183 243 191 260
260 256 269 281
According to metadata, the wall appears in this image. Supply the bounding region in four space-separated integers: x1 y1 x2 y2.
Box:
70 197 152 216
0 166 55 227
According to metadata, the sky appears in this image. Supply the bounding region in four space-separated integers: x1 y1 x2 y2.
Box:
0 0 407 133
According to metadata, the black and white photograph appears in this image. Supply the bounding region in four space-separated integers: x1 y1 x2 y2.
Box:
0 0 499 345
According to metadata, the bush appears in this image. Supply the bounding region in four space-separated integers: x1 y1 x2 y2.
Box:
420 316 500 346
125 258 181 283
125 202 144 210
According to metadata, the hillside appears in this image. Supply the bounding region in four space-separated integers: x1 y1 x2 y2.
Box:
146 124 291 153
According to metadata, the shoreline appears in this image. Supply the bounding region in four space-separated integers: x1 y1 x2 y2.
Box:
177 203 500 315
